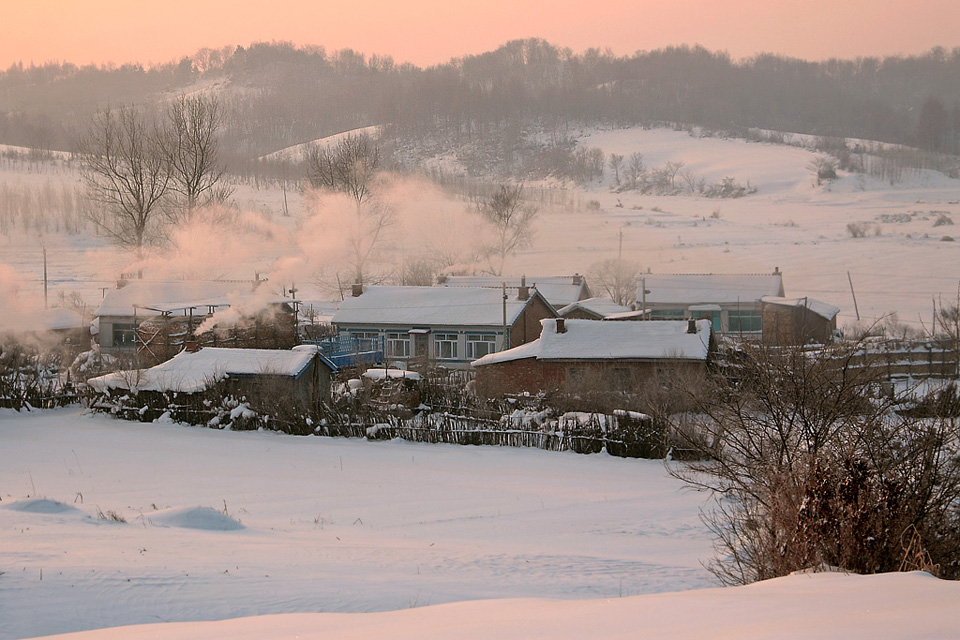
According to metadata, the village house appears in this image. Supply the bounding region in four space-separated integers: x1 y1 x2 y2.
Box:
87 345 336 409
558 297 645 321
332 284 557 370
436 274 591 310
637 270 785 337
0 306 91 355
472 317 713 397
93 279 298 362
761 296 840 345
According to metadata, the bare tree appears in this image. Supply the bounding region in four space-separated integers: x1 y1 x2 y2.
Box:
664 340 960 585
608 153 624 186
78 105 170 254
589 257 640 307
626 152 646 190
306 134 391 284
162 94 232 223
477 184 538 276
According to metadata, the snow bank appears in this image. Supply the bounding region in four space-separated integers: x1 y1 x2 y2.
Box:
29 571 960 640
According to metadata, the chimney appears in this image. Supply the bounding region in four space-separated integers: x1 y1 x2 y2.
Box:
773 266 781 275
572 273 582 286
556 318 566 333
518 275 530 301
687 319 697 334
185 339 201 353
351 283 364 297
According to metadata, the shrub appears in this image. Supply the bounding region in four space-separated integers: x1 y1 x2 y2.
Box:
664 341 960 584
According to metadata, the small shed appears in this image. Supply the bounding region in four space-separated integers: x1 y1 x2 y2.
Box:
88 346 336 409
761 296 840 346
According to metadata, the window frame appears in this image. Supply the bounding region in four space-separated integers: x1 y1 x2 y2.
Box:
434 333 459 360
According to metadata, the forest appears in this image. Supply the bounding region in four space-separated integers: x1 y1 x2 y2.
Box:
2 39 960 167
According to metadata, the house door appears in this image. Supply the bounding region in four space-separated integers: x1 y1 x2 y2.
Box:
413 333 430 358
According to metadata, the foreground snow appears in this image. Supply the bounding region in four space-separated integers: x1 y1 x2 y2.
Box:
35 571 960 640
0 408 711 639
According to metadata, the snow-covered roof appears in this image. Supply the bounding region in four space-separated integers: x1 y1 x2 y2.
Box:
762 296 840 321
333 286 552 328
95 280 273 318
87 347 318 393
558 297 632 319
437 275 589 308
473 318 712 366
639 273 784 305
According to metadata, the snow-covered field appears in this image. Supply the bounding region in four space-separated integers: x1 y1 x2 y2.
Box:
1 407 712 639
2 408 959 640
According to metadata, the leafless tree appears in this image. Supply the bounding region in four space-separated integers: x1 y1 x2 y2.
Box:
664 340 960 585
476 184 538 276
306 134 391 284
162 94 232 223
589 257 640 307
608 153 624 186
77 105 170 254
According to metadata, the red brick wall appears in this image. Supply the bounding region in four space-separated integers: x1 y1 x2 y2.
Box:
510 295 555 347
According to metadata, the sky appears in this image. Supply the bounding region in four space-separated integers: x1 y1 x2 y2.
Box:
3 0 960 70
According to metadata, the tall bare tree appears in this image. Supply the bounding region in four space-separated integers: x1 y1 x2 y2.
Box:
77 105 169 254
589 257 640 307
477 184 538 276
306 133 391 284
162 94 231 222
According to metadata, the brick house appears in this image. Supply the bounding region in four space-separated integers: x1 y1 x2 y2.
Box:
761 296 840 346
472 317 713 397
332 284 557 370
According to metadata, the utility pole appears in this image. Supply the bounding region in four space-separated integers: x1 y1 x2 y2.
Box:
847 271 861 321
42 245 48 309
640 277 649 320
502 282 508 350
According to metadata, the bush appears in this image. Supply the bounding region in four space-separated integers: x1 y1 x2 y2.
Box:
664 341 960 584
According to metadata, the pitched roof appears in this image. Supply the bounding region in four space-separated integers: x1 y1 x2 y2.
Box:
87 347 319 393
95 280 286 318
332 286 552 328
437 275 589 307
472 318 712 366
558 297 633 319
639 273 784 305
761 296 840 321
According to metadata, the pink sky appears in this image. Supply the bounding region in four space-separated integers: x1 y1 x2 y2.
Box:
4 0 960 69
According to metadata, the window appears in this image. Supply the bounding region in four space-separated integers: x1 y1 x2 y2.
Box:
386 332 410 358
466 334 497 359
111 322 137 347
434 333 458 359
353 331 380 351
729 310 762 333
